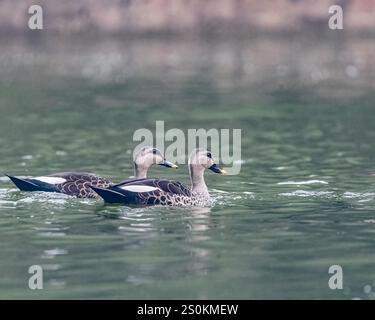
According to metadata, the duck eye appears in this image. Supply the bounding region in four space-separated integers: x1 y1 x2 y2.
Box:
152 149 157 155
207 152 212 158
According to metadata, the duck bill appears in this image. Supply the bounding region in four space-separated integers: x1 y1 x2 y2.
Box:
158 159 178 169
209 163 227 175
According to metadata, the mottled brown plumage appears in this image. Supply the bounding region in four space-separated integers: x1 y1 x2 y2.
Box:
52 173 112 198
91 149 226 206
6 146 177 198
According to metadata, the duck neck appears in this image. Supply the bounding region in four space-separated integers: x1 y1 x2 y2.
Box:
134 162 148 179
189 164 209 196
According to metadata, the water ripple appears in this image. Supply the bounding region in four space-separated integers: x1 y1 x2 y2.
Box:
343 192 375 199
279 190 335 198
277 180 329 185
41 248 68 259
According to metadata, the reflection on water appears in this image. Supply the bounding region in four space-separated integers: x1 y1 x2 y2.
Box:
0 34 375 299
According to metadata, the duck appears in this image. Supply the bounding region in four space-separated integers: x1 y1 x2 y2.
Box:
6 146 177 198
90 148 226 206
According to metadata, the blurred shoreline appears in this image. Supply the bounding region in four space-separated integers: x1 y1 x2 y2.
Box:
0 33 374 108
0 0 375 36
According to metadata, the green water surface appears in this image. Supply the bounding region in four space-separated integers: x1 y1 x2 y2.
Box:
0 35 375 299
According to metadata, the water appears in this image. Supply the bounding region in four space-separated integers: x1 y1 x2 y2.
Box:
1 34 375 299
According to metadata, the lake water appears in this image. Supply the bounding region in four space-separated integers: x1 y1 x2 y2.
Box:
0 34 375 299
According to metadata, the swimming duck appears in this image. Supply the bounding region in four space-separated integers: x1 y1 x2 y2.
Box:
6 146 177 198
90 148 226 206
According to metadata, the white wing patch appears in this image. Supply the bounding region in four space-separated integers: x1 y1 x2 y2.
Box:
119 185 160 193
35 176 67 184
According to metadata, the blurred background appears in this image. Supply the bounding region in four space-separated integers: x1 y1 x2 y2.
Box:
0 0 374 106
1 0 375 34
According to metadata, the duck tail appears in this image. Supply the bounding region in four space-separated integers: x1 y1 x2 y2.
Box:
90 186 129 204
5 175 40 191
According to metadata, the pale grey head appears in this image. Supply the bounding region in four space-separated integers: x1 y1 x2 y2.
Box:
134 146 177 179
188 148 226 196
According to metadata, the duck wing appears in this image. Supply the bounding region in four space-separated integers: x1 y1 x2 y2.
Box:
52 173 112 198
113 178 191 197
93 178 191 204
6 175 60 192
7 172 112 198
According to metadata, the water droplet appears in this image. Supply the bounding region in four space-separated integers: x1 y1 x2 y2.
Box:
364 285 372 294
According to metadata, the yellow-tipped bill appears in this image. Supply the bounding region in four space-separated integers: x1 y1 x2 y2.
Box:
159 159 178 169
209 163 226 175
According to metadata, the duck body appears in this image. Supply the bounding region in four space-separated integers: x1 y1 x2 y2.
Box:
91 148 226 207
7 172 112 198
91 178 211 206
6 146 177 199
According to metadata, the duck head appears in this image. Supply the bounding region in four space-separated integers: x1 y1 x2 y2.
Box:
134 146 177 179
189 148 227 175
189 148 226 195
